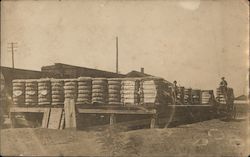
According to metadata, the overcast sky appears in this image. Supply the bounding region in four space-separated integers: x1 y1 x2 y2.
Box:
1 0 249 96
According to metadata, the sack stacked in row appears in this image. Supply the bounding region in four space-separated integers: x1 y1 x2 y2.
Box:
201 90 213 104
92 78 108 104
216 88 226 104
121 78 141 105
12 79 25 105
176 87 184 104
191 89 201 105
107 78 122 105
64 79 78 101
38 78 51 105
76 77 92 104
25 79 38 106
140 77 169 105
184 88 192 105
51 79 64 105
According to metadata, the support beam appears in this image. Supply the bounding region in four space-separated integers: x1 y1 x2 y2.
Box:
150 114 158 129
110 113 116 125
77 108 156 115
64 99 77 130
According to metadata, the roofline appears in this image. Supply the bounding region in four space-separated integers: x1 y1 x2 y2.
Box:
43 63 125 76
0 66 42 73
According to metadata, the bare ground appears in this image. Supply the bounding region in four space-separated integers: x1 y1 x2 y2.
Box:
1 118 249 157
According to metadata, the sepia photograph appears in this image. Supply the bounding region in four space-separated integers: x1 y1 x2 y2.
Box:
0 0 249 156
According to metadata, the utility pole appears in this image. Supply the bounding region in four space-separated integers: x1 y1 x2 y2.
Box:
7 42 18 69
116 36 119 74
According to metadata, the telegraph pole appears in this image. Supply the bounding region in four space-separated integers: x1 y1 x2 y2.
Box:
116 36 119 74
7 42 18 69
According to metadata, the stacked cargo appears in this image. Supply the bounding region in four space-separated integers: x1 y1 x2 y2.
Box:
140 77 169 105
38 78 51 105
92 78 108 104
184 88 192 105
76 77 92 104
176 87 184 105
64 79 78 101
121 78 141 105
12 79 25 106
107 78 122 105
216 88 226 104
201 90 214 104
191 89 201 105
51 79 64 105
25 79 38 106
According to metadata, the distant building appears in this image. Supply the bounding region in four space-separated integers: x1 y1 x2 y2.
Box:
234 95 248 105
41 63 125 78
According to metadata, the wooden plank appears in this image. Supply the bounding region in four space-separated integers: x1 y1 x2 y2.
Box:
168 105 213 107
64 99 77 130
41 108 50 128
10 107 49 113
59 111 65 130
48 108 63 129
110 114 116 125
77 108 156 115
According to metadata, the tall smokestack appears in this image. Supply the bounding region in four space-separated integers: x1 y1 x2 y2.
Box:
116 36 119 74
141 67 144 74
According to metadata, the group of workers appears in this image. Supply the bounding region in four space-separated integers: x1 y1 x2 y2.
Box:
171 77 228 104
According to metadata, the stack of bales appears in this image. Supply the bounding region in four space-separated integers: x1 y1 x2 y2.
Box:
12 79 25 106
76 77 92 104
184 88 192 105
92 78 108 104
51 79 64 105
25 79 38 106
140 77 169 105
176 87 184 105
107 78 122 105
191 89 201 105
201 90 214 104
121 78 141 105
64 79 78 101
216 88 226 104
38 78 51 105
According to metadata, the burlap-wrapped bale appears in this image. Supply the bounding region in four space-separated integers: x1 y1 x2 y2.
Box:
201 90 214 104
176 86 184 105
191 89 201 105
121 78 141 105
51 79 64 105
140 77 170 106
25 79 38 106
76 77 92 104
12 79 25 106
38 78 51 105
64 79 78 101
184 88 192 105
92 78 108 104
107 78 122 105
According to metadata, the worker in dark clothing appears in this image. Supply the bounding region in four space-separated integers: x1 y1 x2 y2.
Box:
220 77 228 88
220 77 228 93
172 80 178 104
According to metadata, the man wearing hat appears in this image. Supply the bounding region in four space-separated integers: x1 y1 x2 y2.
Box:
220 77 228 93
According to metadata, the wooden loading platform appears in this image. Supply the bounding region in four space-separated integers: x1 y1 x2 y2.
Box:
9 100 159 130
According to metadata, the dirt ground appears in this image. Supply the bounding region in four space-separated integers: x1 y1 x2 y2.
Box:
1 117 249 157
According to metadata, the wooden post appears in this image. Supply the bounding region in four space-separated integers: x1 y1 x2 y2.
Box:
41 108 50 128
150 114 157 129
64 99 77 130
110 113 116 125
9 112 15 128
